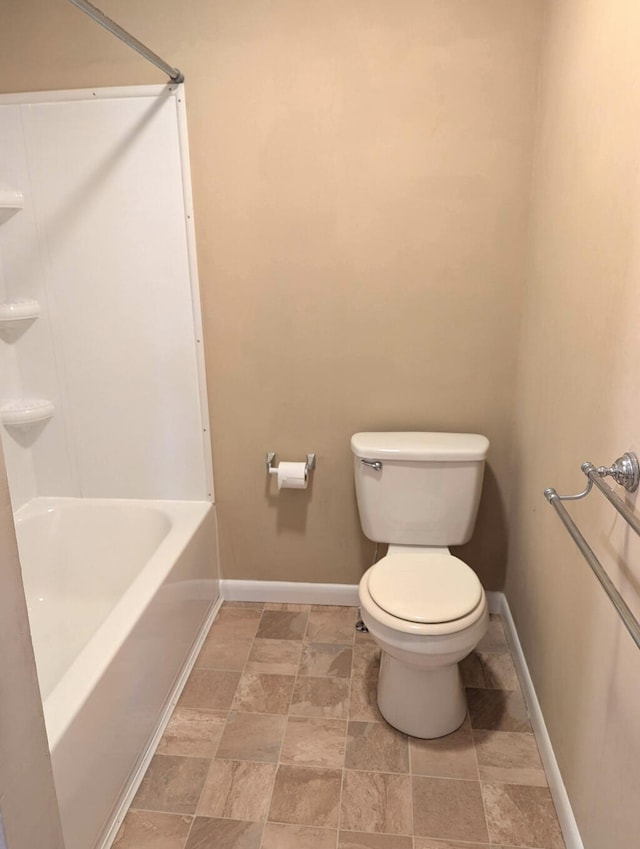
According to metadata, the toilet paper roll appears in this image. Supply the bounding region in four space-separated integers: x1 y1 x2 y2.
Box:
277 461 308 490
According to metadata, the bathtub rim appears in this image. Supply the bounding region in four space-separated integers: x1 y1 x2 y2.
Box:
13 495 214 750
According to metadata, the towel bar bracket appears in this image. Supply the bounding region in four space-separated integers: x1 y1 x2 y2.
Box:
544 451 639 505
544 450 640 650
586 451 640 493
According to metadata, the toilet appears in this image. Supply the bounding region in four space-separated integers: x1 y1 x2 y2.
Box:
352 431 490 739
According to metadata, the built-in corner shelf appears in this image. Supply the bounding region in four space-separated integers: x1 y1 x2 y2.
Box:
0 299 40 323
0 300 41 342
0 186 24 225
0 399 54 428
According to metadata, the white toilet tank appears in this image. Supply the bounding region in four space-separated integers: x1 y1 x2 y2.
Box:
351 432 489 546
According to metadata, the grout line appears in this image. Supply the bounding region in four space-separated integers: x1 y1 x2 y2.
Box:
345 621 357 725
127 802 198 817
466 661 490 843
473 701 492 845
407 730 416 846
407 721 415 849
285 606 311 719
336 725 349 839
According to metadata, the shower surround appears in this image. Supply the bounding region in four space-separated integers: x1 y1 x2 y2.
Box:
0 85 219 849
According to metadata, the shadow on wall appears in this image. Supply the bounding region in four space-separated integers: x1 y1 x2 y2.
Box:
452 463 508 591
264 470 315 534
264 456 377 578
260 448 506 589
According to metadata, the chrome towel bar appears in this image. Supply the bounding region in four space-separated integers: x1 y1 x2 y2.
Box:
544 451 640 650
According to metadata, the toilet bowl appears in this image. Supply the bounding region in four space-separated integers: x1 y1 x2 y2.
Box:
358 546 488 738
350 430 491 739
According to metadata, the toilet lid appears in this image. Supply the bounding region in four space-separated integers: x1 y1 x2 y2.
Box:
368 553 483 624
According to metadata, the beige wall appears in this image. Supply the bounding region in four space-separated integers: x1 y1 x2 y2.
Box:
508 1 640 846
0 0 543 588
0 448 64 849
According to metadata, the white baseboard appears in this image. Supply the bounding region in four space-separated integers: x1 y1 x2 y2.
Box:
220 584 508 614
220 579 360 606
494 592 584 849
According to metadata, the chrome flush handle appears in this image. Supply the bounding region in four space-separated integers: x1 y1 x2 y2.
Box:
361 459 382 471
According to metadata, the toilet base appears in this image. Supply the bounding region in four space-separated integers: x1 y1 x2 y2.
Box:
377 650 467 738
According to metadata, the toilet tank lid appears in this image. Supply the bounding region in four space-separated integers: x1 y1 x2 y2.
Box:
351 432 489 462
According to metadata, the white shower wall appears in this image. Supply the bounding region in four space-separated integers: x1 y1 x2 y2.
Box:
0 86 212 509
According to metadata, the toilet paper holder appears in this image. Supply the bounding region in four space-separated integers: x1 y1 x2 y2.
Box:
266 452 316 476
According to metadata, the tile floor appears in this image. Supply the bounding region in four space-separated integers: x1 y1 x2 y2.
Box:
113 603 566 849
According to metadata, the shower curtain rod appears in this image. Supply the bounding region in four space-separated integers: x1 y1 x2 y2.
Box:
67 0 184 84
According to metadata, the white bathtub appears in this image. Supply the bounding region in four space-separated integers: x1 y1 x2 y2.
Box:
13 496 220 849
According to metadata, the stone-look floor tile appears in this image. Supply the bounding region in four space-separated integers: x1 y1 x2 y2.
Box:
195 635 253 670
473 730 547 786
197 759 276 820
307 607 357 644
349 645 384 722
476 615 509 653
208 607 262 640
409 718 478 780
113 810 192 849
264 602 311 611
349 677 384 722
482 782 565 848
290 676 350 718
340 770 412 834
178 669 240 711
216 711 286 762
461 653 520 691
184 817 262 849
281 716 347 768
261 823 337 848
412 776 489 843
232 672 295 714
268 764 342 828
117 608 567 849
413 840 490 849
256 610 308 640
466 688 531 733
345 720 409 773
300 642 353 678
157 708 227 758
246 638 303 675
132 755 210 814
352 642 381 670
338 831 414 848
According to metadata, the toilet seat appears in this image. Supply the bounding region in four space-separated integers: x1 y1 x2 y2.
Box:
367 552 483 624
